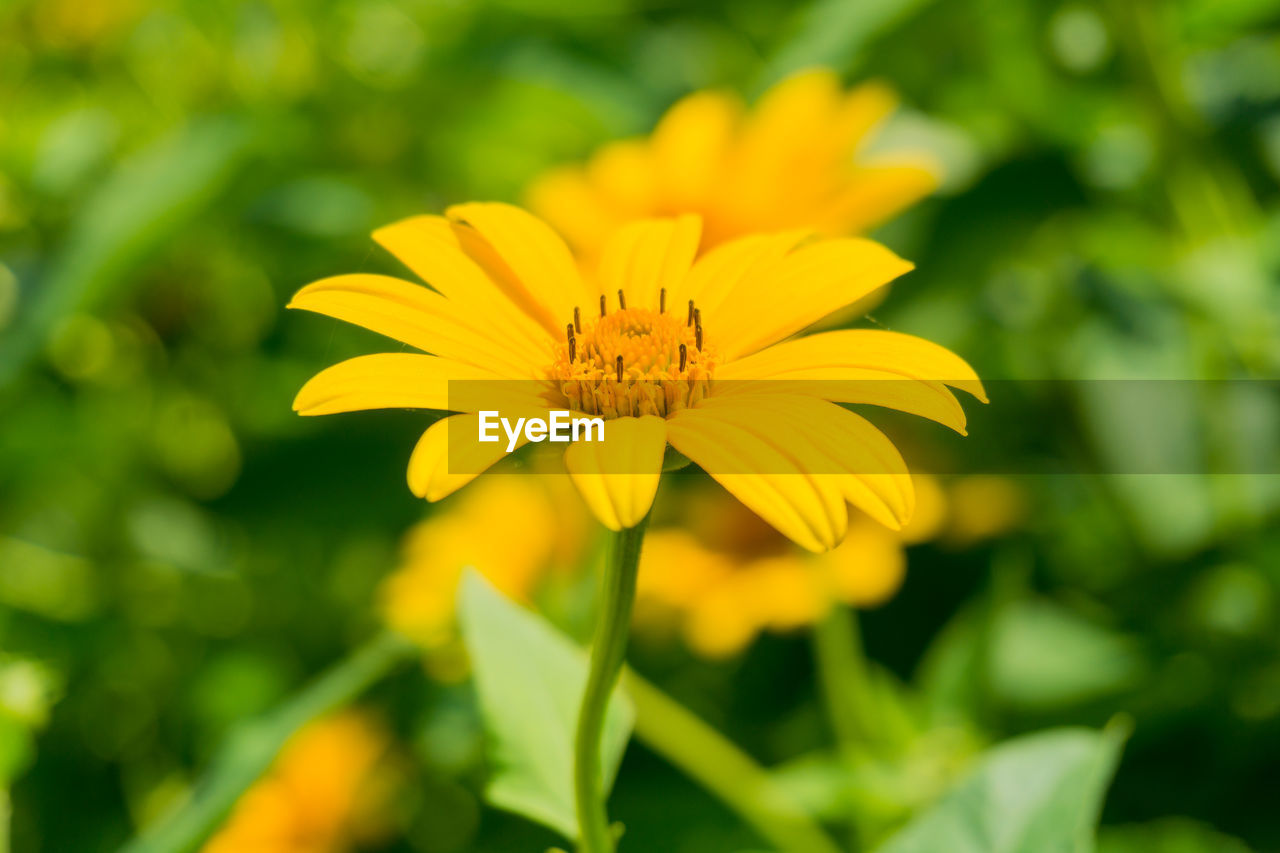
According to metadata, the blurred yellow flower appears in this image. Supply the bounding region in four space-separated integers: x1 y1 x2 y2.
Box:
291 204 982 550
635 475 1021 659
636 493 904 659
941 475 1027 546
898 472 949 545
202 711 394 853
379 475 588 676
528 69 938 258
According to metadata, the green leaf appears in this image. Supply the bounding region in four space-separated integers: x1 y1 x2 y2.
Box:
458 569 634 841
918 598 1146 716
989 601 1147 712
915 604 987 723
874 722 1129 853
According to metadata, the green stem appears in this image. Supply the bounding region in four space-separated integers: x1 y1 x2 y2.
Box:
814 605 874 751
1 788 9 853
624 669 843 853
813 605 875 851
118 630 415 853
575 516 649 853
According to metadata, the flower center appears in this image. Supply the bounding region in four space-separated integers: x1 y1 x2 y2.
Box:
550 289 717 418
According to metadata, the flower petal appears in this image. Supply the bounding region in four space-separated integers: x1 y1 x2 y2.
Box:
585 140 658 216
649 90 741 209
718 371 966 432
407 413 519 502
669 395 916 547
665 403 851 552
597 215 701 311
717 329 986 432
831 81 899 153
714 70 890 231
819 163 939 235
288 274 539 377
816 520 906 608
721 328 985 398
732 69 848 183
713 238 915 360
293 353 514 416
675 230 809 319
372 215 554 363
525 166 622 259
446 202 596 334
637 529 732 609
564 414 667 531
776 400 915 528
685 581 763 659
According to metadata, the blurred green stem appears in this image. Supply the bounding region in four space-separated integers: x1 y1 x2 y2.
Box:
1 789 9 853
575 516 649 853
813 605 875 850
117 630 415 853
624 669 843 853
816 605 873 738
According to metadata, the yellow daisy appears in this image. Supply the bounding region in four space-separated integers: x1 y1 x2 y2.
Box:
202 711 393 853
635 478 942 659
635 475 1023 658
527 68 938 258
290 203 983 551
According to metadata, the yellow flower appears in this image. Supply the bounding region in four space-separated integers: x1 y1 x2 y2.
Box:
636 488 909 659
635 475 1023 658
527 69 938 258
379 475 588 669
898 472 949 545
290 203 983 550
202 711 393 853
940 475 1027 546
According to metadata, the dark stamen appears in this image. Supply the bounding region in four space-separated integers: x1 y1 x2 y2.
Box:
569 338 576 363
687 299 695 326
694 308 703 350
679 343 687 371
573 306 581 334
617 289 626 310
660 288 666 313
615 355 624 382
600 294 607 317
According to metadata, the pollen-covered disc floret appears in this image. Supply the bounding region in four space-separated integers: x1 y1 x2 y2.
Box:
550 291 717 418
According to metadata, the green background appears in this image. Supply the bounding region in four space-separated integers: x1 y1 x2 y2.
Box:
2 0 1279 850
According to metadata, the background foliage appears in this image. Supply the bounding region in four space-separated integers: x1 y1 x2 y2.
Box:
2 0 1280 850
